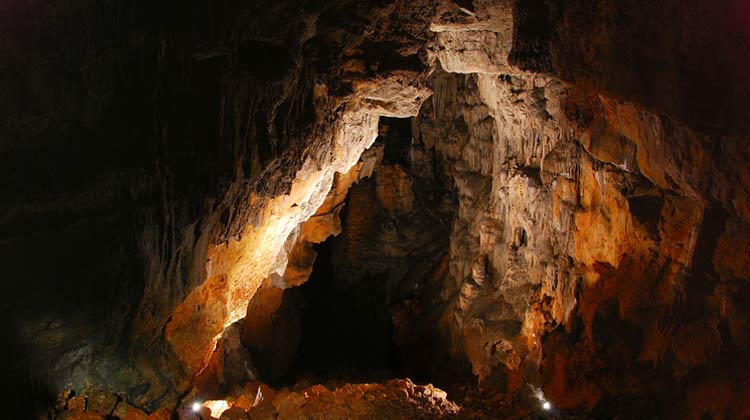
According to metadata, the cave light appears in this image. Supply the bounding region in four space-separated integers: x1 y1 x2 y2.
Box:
191 402 201 412
203 400 231 417
529 384 553 412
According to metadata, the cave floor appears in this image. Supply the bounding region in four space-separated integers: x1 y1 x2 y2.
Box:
50 378 593 420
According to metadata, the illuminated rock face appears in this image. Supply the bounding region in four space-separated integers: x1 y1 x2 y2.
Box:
250 379 461 420
164 107 381 377
409 3 750 416
418 70 750 417
0 1 434 414
2 0 750 419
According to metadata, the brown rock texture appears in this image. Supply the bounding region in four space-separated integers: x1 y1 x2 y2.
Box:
1 0 435 414
266 379 460 420
2 0 750 419
392 2 750 418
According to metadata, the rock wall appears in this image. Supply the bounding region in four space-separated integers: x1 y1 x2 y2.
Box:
2 0 749 419
413 1 750 417
415 69 750 417
0 0 435 415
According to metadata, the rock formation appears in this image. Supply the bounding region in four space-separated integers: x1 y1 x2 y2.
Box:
1 0 749 419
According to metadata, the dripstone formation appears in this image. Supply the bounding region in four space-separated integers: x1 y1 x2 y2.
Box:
2 1 748 419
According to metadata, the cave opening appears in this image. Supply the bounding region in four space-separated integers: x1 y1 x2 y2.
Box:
288 237 402 383
241 116 460 391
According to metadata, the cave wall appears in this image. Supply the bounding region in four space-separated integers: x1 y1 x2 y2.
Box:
511 0 750 134
2 0 750 419
414 68 750 417
418 1 750 417
0 0 435 414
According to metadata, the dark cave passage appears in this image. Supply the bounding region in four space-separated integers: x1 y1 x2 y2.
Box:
288 237 402 383
276 117 420 384
258 116 456 388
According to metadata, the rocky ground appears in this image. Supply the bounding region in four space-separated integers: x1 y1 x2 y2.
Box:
46 379 594 420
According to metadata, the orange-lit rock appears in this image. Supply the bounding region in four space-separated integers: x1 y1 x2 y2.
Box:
233 395 254 412
60 413 106 420
8 1 750 419
87 391 118 416
165 75 430 378
218 407 250 420
146 407 172 420
374 165 415 214
240 379 460 420
67 396 87 413
112 402 148 420
573 158 640 286
413 11 750 413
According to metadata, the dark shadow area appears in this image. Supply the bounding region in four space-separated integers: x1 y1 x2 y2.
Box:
287 237 401 383
627 194 664 232
381 117 413 168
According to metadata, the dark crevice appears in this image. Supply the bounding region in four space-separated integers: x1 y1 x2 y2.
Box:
686 203 729 306
381 117 413 168
627 194 664 233
284 238 401 384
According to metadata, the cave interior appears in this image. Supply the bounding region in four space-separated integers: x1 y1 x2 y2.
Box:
2 0 750 419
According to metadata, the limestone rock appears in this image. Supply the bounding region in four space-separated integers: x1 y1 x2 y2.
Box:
261 379 460 420
67 397 86 413
87 390 119 416
146 407 172 420
219 407 250 420
112 401 148 420
4 1 750 419
59 413 106 420
56 390 75 411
